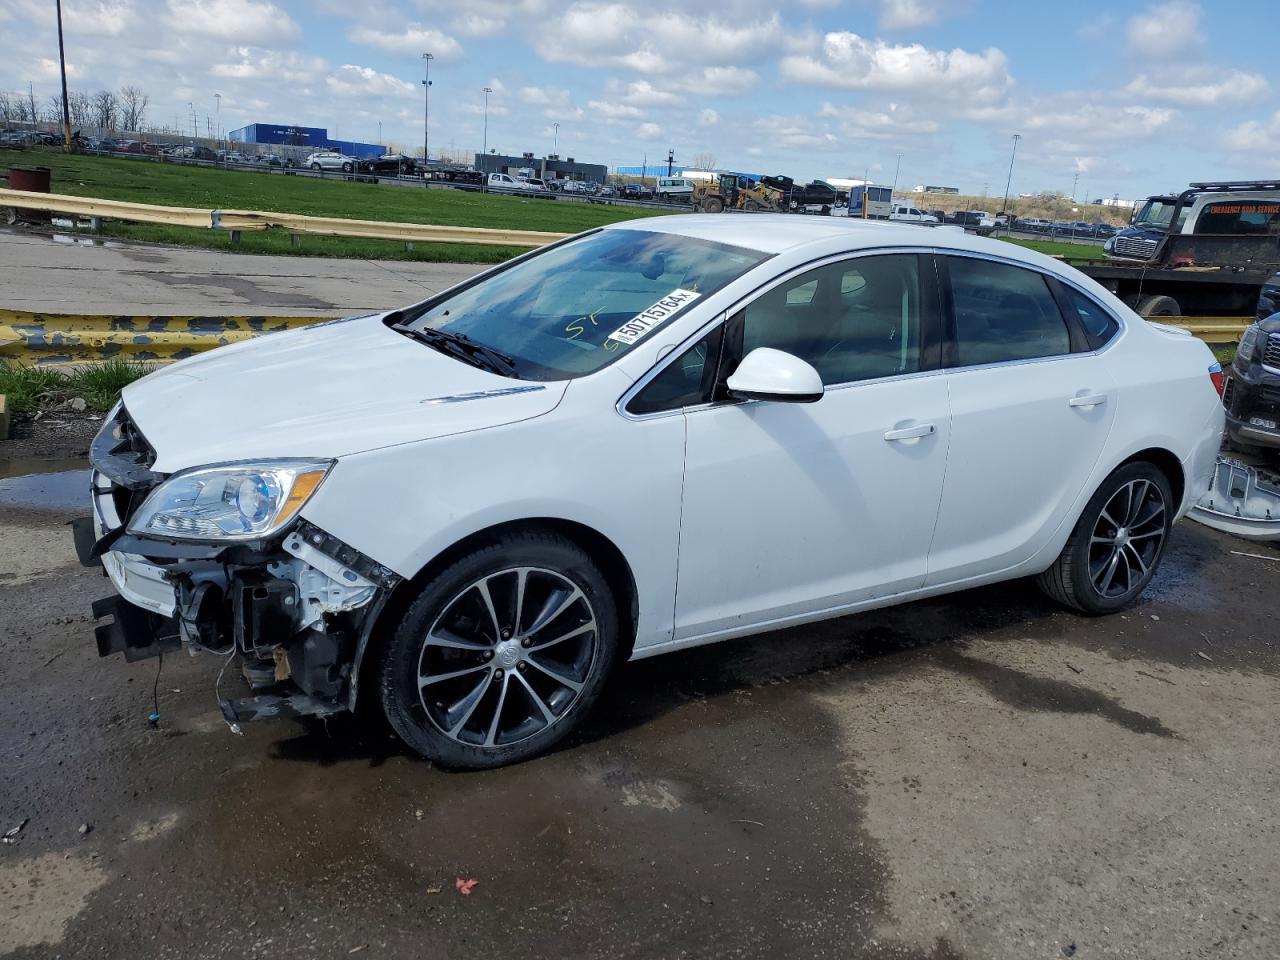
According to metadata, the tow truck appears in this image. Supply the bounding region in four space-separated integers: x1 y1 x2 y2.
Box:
1079 180 1280 317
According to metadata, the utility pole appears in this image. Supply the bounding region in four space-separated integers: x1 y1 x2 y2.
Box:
999 133 1021 231
421 52 433 162
214 93 222 166
667 148 674 176
55 0 72 149
481 86 492 190
890 152 901 199
1071 171 1080 201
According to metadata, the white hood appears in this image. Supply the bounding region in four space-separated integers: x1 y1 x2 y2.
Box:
122 314 567 473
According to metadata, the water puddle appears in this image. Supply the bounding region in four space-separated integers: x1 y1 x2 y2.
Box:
49 231 125 249
0 465 90 510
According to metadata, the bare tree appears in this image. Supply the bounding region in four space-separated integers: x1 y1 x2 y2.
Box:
0 91 13 123
92 89 118 130
690 151 716 170
46 94 65 124
119 85 148 132
26 84 38 124
69 90 92 128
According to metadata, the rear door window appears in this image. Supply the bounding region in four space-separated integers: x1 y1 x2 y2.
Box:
945 257 1071 365
1195 201 1280 235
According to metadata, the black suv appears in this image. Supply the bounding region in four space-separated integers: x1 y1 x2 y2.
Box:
1221 275 1280 451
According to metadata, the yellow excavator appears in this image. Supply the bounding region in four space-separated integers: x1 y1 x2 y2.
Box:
691 173 784 213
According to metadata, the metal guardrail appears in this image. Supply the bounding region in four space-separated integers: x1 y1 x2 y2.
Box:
0 187 569 247
0 309 1250 366
0 310 338 363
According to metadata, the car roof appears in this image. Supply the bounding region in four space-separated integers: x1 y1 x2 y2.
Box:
604 213 1072 273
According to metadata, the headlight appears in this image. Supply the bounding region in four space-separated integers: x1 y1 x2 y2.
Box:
1237 325 1259 364
127 460 333 541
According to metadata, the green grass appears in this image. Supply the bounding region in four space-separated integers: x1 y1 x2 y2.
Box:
999 236 1105 262
10 150 673 263
0 358 152 413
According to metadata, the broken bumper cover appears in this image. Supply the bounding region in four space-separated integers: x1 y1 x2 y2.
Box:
79 461 401 721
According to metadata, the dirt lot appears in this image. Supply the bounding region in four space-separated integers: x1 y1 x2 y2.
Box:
1 459 1278 960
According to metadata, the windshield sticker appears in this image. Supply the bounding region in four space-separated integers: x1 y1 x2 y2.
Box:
607 289 702 346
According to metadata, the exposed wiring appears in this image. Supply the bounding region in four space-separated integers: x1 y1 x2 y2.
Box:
214 644 243 736
148 650 163 727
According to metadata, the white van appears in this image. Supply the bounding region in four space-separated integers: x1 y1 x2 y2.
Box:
889 203 939 224
655 177 696 201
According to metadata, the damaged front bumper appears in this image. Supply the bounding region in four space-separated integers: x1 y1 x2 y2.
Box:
75 406 400 723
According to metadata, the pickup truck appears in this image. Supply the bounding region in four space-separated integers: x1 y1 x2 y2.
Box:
952 211 996 235
888 203 939 224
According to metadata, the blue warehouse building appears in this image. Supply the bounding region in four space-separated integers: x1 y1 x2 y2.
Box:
227 123 385 160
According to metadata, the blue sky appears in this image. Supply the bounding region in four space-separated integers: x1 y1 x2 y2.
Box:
1 0 1277 198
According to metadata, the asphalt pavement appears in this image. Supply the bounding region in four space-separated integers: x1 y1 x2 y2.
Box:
0 228 484 317
1 464 1278 959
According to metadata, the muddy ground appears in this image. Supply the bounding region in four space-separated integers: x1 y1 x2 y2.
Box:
1 461 1278 960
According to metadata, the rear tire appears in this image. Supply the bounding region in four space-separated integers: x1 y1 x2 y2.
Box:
1136 294 1181 317
706 197 724 213
379 532 620 769
1037 462 1174 614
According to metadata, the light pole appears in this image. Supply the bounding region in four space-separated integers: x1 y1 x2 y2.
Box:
890 152 901 199
552 121 559 155
214 92 221 164
481 86 493 189
55 0 72 149
421 52 433 163
999 133 1021 231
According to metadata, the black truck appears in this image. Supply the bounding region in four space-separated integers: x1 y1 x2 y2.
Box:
1076 180 1280 318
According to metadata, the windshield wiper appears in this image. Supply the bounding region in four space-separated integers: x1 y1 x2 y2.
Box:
392 324 518 376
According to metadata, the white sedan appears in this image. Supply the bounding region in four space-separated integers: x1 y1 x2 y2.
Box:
79 216 1225 768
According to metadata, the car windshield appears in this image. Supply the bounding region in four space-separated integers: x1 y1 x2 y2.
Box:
400 228 768 380
1133 199 1189 231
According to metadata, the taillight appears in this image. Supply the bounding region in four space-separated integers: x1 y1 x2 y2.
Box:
1208 362 1225 397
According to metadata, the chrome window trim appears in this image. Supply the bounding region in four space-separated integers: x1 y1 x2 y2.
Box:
616 245 1124 421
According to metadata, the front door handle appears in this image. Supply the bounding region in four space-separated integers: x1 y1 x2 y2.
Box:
883 423 936 441
1068 393 1108 408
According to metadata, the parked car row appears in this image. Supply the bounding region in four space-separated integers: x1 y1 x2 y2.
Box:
1016 218 1119 238
0 128 58 146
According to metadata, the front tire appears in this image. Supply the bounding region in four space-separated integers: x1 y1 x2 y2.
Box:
379 532 620 769
1037 462 1174 614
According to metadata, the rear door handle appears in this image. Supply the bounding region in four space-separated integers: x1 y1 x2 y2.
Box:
883 423 936 441
1068 393 1108 408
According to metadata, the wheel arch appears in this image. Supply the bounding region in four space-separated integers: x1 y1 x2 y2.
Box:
1118 446 1185 507
349 517 639 712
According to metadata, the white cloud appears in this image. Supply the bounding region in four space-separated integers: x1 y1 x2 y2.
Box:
535 4 781 74
588 100 643 119
1225 112 1280 152
843 105 939 139
347 24 464 61
166 0 299 44
780 33 1013 103
1125 69 1269 106
325 65 417 99
518 86 571 107
7 0 134 35
614 80 682 107
879 0 943 30
635 121 662 140
210 47 327 80
1126 0 1200 56
452 14 504 37
700 109 719 126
